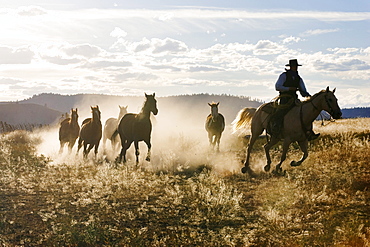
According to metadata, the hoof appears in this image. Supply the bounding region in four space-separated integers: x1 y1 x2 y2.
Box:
115 157 122 164
145 157 151 162
242 166 257 177
264 165 270 172
241 166 248 174
290 161 301 167
272 167 286 176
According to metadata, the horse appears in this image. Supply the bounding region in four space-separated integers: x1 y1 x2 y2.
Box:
205 102 225 151
113 93 158 163
77 106 102 158
59 108 80 154
103 105 128 153
233 87 342 176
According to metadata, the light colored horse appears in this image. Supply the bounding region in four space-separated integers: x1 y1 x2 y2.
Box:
59 108 80 154
77 106 102 158
103 105 128 153
113 93 158 163
205 102 225 151
233 87 342 176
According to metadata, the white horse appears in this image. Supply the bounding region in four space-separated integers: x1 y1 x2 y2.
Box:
103 105 128 153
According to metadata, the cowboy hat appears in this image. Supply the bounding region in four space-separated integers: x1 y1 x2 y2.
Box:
285 59 302 67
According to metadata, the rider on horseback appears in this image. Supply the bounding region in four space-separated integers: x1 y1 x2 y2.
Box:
270 59 320 141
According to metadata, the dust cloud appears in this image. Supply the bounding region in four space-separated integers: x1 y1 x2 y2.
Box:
34 95 256 175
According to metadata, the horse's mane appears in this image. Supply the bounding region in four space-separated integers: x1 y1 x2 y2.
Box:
302 89 327 104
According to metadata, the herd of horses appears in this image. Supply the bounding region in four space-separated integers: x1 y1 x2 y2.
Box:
59 87 342 176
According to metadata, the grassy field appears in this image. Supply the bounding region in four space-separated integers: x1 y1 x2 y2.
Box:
0 118 369 246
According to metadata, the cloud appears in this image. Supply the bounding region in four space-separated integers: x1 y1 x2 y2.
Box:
80 60 132 69
0 46 34 64
36 43 105 65
314 58 370 72
113 72 158 81
42 56 81 65
124 37 189 55
63 44 104 58
156 12 175 21
339 88 370 107
327 47 359 54
0 77 25 85
152 38 189 54
188 65 222 72
16 6 47 16
301 28 340 37
282 36 302 44
253 40 286 55
110 27 128 38
145 64 182 72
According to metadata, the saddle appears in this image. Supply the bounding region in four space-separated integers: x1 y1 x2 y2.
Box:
262 97 301 137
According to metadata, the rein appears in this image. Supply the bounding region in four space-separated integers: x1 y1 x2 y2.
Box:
301 92 336 132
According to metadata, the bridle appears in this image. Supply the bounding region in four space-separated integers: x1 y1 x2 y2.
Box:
310 92 335 117
309 92 337 126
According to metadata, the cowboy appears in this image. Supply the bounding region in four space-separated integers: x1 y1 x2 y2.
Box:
270 59 320 140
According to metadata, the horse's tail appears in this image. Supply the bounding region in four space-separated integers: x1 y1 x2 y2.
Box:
111 129 119 141
232 107 256 134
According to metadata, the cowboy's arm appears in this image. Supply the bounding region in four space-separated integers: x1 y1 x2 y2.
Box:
275 73 295 92
298 78 311 97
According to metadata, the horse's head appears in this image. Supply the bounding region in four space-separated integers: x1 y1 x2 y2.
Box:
71 108 78 121
322 87 342 119
118 105 128 118
145 93 158 115
208 102 219 120
91 105 101 121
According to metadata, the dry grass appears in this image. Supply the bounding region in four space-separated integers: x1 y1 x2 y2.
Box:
0 118 369 246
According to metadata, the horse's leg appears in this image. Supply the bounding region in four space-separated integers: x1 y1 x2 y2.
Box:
119 140 132 163
144 139 152 162
134 141 140 164
274 139 291 175
208 132 213 148
68 140 75 154
94 142 100 159
118 136 126 163
102 134 107 154
77 138 83 155
242 134 259 174
291 140 309 167
84 143 91 159
216 133 221 152
263 136 280 172
59 141 65 154
110 138 115 152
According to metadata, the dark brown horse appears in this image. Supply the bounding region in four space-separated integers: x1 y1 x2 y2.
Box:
205 102 225 151
77 106 102 158
59 108 80 154
113 93 158 163
233 87 342 176
103 105 128 153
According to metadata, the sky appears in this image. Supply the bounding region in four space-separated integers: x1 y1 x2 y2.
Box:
0 0 369 108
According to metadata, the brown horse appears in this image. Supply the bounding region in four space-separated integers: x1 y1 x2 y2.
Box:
59 108 80 154
233 87 342 176
113 93 158 163
205 102 225 151
103 105 128 153
77 106 102 158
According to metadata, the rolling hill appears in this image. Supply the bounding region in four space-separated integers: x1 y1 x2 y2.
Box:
0 103 62 126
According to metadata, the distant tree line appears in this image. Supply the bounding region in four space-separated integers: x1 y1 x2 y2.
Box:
0 121 45 133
